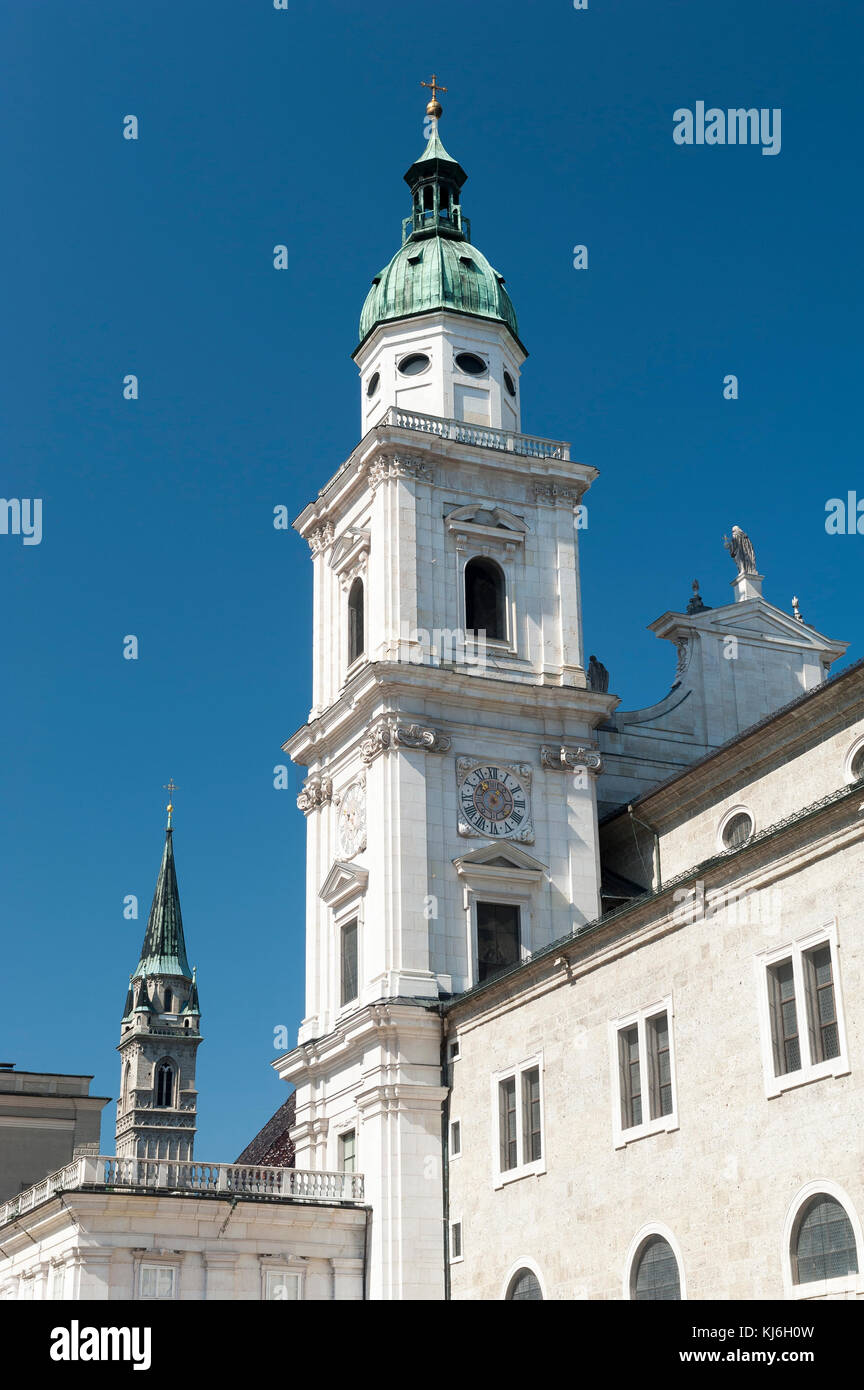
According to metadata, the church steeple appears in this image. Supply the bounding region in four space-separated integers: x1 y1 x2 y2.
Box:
132 827 192 979
115 796 202 1161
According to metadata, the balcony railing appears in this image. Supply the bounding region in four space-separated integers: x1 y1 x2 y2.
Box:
0 1156 364 1227
378 406 570 461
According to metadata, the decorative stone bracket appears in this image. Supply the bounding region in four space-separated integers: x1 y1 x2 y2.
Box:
539 745 603 775
297 774 333 814
367 454 433 490
361 718 452 765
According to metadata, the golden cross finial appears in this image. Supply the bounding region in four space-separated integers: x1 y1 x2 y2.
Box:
163 778 179 829
421 73 447 118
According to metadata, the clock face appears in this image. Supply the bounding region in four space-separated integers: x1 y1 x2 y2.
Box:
338 782 367 858
459 765 528 839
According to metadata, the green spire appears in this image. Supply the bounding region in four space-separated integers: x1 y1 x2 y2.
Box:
133 978 156 1014
181 967 201 1017
133 828 192 980
121 976 135 1021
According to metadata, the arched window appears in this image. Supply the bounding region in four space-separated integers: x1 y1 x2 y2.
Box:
122 1062 131 1112
793 1195 858 1286
348 578 365 665
631 1236 681 1301
465 557 506 641
155 1062 175 1109
506 1268 543 1300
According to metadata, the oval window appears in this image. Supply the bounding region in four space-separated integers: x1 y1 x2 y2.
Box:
455 352 487 376
503 369 517 397
398 353 430 376
722 811 753 850
366 371 380 398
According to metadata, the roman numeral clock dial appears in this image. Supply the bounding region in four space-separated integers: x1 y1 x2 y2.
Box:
456 759 534 843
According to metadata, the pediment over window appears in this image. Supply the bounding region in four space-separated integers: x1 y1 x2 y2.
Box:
319 860 369 906
330 527 371 579
454 842 548 883
445 505 528 546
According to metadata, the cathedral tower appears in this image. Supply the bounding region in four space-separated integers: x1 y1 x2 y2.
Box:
116 799 201 1161
278 94 615 1300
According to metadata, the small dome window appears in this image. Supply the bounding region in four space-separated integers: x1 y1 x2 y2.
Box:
398 353 430 376
366 372 380 398
455 352 487 376
503 369 517 397
721 811 753 850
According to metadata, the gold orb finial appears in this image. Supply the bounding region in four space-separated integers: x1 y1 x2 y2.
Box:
163 778 179 830
421 73 447 122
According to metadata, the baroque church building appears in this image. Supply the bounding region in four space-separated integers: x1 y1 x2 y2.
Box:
276 97 864 1301
2 99 864 1302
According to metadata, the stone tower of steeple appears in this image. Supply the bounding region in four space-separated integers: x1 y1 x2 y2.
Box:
116 802 201 1160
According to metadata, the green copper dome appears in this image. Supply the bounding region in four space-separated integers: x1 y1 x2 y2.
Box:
355 127 521 352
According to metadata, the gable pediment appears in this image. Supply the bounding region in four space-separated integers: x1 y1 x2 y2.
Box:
445 505 528 546
453 842 548 879
319 860 369 906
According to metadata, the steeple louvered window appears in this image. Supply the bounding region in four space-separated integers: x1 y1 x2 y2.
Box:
155 1062 175 1109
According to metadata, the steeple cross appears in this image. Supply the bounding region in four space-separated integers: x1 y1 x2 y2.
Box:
421 73 447 105
163 779 179 829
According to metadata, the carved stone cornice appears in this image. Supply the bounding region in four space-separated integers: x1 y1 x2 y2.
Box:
532 482 582 505
540 744 603 774
394 723 452 754
361 718 451 764
307 521 334 554
297 774 333 815
367 454 433 490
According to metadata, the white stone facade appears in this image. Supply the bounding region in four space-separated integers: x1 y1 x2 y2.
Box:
0 1161 366 1302
444 668 864 1300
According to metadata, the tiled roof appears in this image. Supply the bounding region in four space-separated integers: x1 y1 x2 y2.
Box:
235 1092 296 1168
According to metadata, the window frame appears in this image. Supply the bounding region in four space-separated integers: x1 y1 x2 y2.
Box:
624 1224 686 1301
609 997 679 1148
490 1053 546 1189
461 552 513 651
843 734 864 785
449 1218 463 1265
260 1258 306 1302
756 921 849 1099
137 1261 179 1301
449 1118 462 1159
717 803 756 853
337 1125 357 1175
782 1181 864 1300
346 575 365 670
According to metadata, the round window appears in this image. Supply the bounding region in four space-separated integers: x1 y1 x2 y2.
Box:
850 746 864 781
398 353 430 376
722 811 753 850
455 352 487 376
503 369 517 397
366 371 380 398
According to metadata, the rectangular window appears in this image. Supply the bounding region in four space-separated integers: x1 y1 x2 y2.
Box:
647 1012 673 1118
493 1056 545 1185
450 1221 462 1261
804 945 840 1064
767 959 801 1075
50 1266 65 1300
338 1129 356 1174
477 902 520 983
760 928 848 1096
341 919 358 1006
499 1077 517 1170
611 1000 678 1147
522 1068 541 1164
264 1271 301 1301
450 1120 461 1157
618 1025 642 1128
139 1264 177 1300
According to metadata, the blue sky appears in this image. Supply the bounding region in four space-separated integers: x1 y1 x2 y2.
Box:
1 0 861 1159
